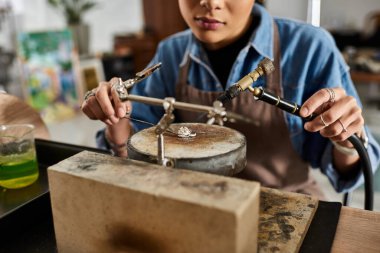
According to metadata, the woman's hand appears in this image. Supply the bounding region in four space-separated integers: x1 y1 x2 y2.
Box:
300 87 364 147
81 77 131 125
81 77 132 157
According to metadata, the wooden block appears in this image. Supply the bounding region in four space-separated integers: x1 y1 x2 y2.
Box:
48 151 260 253
258 187 318 253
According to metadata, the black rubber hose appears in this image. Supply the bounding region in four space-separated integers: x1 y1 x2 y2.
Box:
219 87 374 210
346 134 373 210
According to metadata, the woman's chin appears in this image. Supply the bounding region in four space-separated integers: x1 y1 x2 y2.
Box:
195 34 229 50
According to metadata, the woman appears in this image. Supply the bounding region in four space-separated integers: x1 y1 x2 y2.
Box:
81 0 380 199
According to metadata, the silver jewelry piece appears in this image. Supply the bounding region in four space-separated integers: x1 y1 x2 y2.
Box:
338 119 347 132
84 89 96 101
112 78 129 101
177 126 196 138
112 63 162 101
320 113 328 127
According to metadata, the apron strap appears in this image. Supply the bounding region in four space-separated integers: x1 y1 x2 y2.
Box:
266 20 282 96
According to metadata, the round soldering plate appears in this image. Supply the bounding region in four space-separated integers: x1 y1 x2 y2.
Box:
127 123 247 176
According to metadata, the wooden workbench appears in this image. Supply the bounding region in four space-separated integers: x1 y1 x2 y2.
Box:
332 206 380 253
1 141 380 252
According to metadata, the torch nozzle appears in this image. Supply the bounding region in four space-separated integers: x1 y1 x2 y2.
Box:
217 58 275 103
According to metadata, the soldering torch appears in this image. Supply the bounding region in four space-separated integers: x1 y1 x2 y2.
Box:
217 58 275 103
216 57 314 121
217 58 373 211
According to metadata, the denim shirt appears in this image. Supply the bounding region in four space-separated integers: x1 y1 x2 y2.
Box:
98 5 380 193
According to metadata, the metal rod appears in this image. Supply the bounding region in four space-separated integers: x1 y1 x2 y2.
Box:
123 115 176 134
125 94 214 114
125 94 258 125
157 133 165 166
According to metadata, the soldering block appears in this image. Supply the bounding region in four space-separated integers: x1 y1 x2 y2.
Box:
48 151 260 253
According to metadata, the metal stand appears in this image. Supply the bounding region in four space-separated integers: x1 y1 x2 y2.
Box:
151 97 230 167
155 98 175 167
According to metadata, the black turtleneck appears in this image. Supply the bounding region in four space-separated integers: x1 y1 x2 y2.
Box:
204 16 258 89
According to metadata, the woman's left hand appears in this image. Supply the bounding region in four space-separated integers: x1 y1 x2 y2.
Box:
300 87 364 146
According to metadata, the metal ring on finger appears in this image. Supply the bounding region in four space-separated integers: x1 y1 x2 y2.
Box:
320 113 328 127
326 88 335 103
338 119 348 132
84 89 96 102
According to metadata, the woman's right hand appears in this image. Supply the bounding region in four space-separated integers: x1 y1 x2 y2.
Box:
81 77 132 157
81 77 131 125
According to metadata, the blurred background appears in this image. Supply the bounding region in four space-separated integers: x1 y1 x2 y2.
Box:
0 0 380 209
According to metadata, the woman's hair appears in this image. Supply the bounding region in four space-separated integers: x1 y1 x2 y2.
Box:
256 0 265 5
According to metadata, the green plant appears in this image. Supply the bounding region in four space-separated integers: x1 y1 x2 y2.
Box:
47 0 97 25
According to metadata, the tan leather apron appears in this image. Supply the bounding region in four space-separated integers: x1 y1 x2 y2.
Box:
174 23 326 199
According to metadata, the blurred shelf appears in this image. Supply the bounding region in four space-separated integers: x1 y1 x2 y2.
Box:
351 71 380 83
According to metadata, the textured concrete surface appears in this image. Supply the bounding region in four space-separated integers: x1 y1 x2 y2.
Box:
48 151 260 253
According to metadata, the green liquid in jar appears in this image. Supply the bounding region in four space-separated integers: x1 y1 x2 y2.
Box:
0 150 39 189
